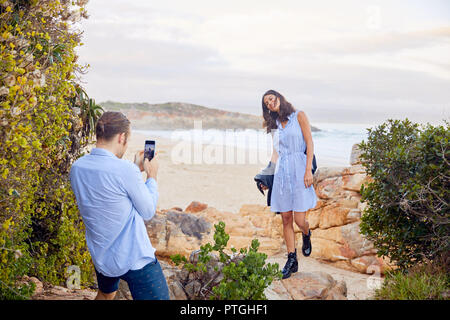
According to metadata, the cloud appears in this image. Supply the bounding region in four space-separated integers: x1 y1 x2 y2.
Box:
77 0 450 124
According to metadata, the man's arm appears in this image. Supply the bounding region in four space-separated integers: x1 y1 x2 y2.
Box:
123 163 158 221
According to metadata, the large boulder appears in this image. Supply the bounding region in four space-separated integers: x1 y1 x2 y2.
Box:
146 210 213 259
185 201 208 213
265 272 347 300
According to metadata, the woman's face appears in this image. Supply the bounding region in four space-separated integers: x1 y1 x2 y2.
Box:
264 94 280 113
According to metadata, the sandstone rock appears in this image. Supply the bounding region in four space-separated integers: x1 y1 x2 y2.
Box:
310 238 348 262
29 277 43 296
310 226 345 244
185 201 208 213
146 211 213 259
346 208 361 223
350 143 363 165
33 285 97 300
168 280 188 300
264 280 292 300
340 221 375 257
315 176 344 199
343 164 366 175
313 167 348 184
342 173 368 192
309 222 376 264
335 198 360 209
306 208 321 229
279 272 347 300
351 255 378 274
114 281 132 300
319 204 351 229
184 280 202 298
165 211 211 240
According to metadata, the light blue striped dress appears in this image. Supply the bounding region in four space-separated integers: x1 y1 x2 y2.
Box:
270 110 317 213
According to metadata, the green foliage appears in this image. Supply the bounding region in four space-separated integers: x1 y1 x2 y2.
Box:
374 260 449 300
70 85 103 140
358 119 449 270
171 221 282 300
0 0 97 298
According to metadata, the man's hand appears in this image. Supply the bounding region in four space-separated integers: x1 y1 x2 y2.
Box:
144 152 159 181
134 150 145 172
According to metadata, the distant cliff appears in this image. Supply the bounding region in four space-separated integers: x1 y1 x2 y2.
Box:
100 101 320 131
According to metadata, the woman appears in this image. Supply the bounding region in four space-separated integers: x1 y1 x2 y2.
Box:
261 89 317 279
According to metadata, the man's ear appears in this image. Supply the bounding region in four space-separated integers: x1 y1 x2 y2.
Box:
118 132 126 145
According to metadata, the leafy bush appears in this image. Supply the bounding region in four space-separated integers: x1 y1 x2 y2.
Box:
171 221 282 300
358 119 449 270
0 0 99 298
374 257 449 300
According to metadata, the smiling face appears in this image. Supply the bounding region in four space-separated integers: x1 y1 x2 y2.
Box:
264 94 280 113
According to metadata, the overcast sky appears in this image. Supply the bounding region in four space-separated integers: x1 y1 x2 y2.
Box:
76 0 450 125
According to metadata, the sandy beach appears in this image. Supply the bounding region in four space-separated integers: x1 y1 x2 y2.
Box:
123 130 344 213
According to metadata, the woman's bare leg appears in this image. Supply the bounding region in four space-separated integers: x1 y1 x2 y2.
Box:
293 211 309 235
281 211 296 253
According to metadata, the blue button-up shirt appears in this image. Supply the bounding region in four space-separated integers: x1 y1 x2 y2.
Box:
69 148 158 277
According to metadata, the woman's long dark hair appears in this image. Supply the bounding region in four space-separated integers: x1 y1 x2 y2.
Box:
261 90 296 133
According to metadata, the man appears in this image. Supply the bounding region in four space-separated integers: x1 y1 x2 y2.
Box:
69 111 169 300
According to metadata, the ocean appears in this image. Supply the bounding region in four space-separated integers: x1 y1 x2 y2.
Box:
134 122 375 167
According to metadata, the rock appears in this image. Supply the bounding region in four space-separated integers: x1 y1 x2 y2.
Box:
315 176 344 200
341 222 375 257
335 280 347 296
277 272 347 300
185 201 208 213
350 143 363 165
146 211 213 259
313 167 348 184
306 208 321 229
168 280 188 300
264 280 292 300
114 281 132 300
310 238 349 262
319 204 351 229
351 255 378 274
342 173 369 192
29 277 43 296
165 211 211 240
184 280 202 298
33 285 97 300
346 208 361 223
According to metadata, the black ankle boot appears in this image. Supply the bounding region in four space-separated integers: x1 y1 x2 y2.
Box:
302 229 312 257
282 249 298 279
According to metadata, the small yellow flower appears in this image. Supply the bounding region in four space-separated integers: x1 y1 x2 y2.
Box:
6 6 12 13
36 43 43 51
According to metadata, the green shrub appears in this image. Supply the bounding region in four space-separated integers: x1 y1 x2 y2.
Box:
171 221 282 300
358 119 449 270
0 0 98 298
374 259 449 300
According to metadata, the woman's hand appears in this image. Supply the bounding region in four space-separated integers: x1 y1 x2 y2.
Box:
260 183 268 191
304 170 314 188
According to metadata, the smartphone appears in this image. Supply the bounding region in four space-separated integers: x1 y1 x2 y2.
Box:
144 140 155 161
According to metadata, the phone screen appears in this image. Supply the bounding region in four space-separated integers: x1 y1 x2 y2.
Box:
144 140 155 161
